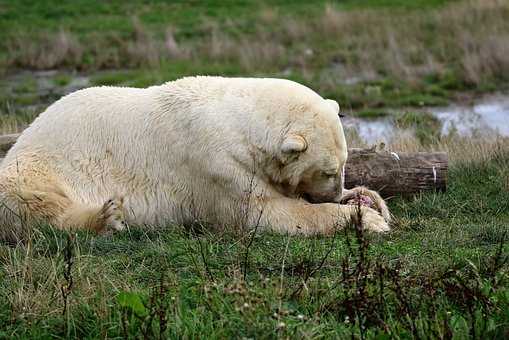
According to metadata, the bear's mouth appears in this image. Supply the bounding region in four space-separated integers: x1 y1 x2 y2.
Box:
302 193 315 203
302 193 336 204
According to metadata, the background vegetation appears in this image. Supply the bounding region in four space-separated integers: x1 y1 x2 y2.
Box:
1 0 509 111
0 0 508 338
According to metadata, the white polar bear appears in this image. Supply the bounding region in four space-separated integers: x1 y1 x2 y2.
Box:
0 76 389 241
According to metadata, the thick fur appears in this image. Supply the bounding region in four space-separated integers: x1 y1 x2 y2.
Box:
0 76 389 241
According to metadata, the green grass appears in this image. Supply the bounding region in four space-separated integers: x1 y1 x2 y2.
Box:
1 0 507 117
395 111 442 144
11 76 37 94
1 153 508 338
0 3 507 336
0 0 456 40
352 109 390 119
52 73 71 87
90 61 244 88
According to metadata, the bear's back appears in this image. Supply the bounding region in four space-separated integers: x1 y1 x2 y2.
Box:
2 86 158 167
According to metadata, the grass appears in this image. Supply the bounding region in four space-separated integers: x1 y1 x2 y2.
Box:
0 138 508 338
352 110 390 119
395 111 442 144
1 0 508 131
0 0 508 337
0 101 39 135
0 0 455 40
52 73 71 87
1 0 508 110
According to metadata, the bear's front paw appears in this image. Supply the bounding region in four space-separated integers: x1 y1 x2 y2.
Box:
341 186 391 223
359 206 390 233
99 197 127 232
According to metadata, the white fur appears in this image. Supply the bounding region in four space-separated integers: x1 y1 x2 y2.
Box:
0 76 389 237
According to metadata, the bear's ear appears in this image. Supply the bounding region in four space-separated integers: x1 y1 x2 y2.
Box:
326 99 340 113
281 134 308 154
326 99 344 117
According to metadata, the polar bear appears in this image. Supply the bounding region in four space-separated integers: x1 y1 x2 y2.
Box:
0 76 389 241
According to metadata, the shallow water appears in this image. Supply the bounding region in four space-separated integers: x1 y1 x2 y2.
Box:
431 95 509 137
342 116 396 144
342 94 509 144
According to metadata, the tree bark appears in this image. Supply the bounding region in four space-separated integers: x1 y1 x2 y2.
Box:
345 148 447 197
0 133 448 196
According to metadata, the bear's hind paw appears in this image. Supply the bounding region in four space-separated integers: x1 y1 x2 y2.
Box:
100 197 127 232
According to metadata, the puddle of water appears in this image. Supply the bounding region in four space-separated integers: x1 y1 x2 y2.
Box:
431 95 509 137
342 116 398 145
343 94 509 144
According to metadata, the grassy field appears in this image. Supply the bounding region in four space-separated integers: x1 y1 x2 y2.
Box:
1 0 508 113
0 0 508 338
0 139 508 338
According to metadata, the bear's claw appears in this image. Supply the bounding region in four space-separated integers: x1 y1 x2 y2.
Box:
100 197 127 232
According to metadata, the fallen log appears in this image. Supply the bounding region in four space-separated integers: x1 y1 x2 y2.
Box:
0 133 447 196
345 148 447 197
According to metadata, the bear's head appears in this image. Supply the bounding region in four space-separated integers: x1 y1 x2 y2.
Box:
253 79 348 203
279 99 347 203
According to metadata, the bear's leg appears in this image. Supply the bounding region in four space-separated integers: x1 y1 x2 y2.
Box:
0 159 127 241
252 197 389 235
58 197 127 234
0 184 126 237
